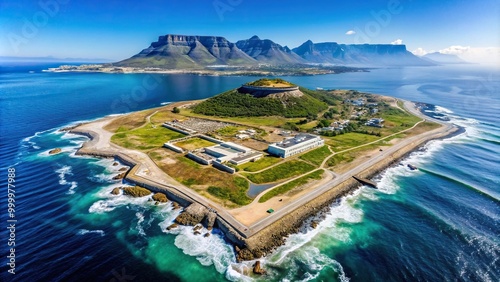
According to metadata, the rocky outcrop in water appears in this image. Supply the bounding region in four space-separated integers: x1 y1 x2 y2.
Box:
122 186 152 197
49 148 62 155
175 203 208 226
111 187 121 195
112 172 126 180
252 261 266 275
152 193 168 203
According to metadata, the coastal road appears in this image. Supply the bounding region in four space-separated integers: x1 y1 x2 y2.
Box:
246 101 457 235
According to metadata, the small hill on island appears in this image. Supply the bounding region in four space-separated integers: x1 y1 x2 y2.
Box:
192 79 332 118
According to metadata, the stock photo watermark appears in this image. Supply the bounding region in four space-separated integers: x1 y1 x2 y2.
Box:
6 167 17 275
213 0 242 21
352 0 410 44
7 0 70 53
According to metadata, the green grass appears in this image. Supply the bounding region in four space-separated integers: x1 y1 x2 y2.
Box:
207 177 252 205
299 145 331 166
174 138 216 150
244 160 315 184
259 170 324 203
238 156 282 172
324 132 380 151
111 124 185 151
326 152 356 167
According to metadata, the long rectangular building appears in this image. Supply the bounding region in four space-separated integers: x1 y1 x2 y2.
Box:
268 134 324 158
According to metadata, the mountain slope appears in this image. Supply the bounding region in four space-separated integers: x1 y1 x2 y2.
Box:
422 52 468 64
115 34 257 68
236 36 306 64
293 40 434 66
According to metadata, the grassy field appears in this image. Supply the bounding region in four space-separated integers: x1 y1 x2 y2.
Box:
181 109 301 128
104 109 157 132
111 124 186 151
299 145 332 166
258 170 324 203
174 138 216 151
324 132 380 151
150 151 251 207
244 160 316 184
238 156 283 172
206 177 251 206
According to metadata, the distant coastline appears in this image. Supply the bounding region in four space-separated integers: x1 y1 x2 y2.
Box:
43 64 369 76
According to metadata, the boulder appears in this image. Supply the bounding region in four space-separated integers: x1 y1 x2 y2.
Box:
112 162 119 166
204 233 211 238
152 193 168 203
253 261 266 275
112 172 126 180
193 225 203 232
48 148 62 155
205 211 217 230
172 202 181 210
175 203 208 226
118 167 128 172
310 221 318 229
110 187 121 195
236 248 255 262
166 223 178 230
194 231 201 236
122 186 152 197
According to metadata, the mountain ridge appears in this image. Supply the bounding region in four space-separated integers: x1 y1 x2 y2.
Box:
115 34 435 68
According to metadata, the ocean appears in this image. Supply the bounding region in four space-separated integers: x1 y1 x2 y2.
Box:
0 63 498 281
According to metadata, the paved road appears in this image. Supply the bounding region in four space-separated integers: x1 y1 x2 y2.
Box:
246 100 457 235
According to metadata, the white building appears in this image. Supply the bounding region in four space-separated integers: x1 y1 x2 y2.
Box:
268 134 324 158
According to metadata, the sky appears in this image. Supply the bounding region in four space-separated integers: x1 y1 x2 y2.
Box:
0 0 499 64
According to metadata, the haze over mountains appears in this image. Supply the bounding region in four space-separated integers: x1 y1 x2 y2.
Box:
115 34 458 69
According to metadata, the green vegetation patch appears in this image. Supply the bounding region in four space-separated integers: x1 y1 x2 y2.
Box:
324 132 380 151
299 145 331 166
238 156 282 172
259 170 324 203
206 177 251 206
111 124 185 151
245 78 294 87
245 160 315 184
192 89 327 118
174 138 216 151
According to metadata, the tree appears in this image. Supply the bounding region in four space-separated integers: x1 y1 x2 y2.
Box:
172 107 180 113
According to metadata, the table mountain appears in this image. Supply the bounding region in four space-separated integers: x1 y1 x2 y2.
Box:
293 40 434 66
236 36 306 64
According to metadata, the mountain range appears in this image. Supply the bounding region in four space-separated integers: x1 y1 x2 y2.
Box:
115 34 442 68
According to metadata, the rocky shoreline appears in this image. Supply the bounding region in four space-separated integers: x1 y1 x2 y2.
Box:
68 103 458 263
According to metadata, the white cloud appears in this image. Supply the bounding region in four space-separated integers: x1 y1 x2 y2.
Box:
412 48 428 56
391 39 403 45
345 30 356 35
410 45 499 65
439 45 470 55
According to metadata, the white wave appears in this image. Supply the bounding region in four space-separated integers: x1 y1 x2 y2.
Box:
435 105 454 114
77 229 105 236
136 212 146 236
89 200 118 213
66 181 78 195
88 185 152 214
56 165 73 186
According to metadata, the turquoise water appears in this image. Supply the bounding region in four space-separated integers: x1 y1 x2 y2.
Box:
0 64 498 281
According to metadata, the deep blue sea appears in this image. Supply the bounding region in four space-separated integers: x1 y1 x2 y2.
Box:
0 63 498 281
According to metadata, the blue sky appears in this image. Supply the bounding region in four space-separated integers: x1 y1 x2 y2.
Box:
0 0 498 62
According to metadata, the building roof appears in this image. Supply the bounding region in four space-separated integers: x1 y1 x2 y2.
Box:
271 134 320 149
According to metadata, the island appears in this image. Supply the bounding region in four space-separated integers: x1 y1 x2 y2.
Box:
69 78 458 262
